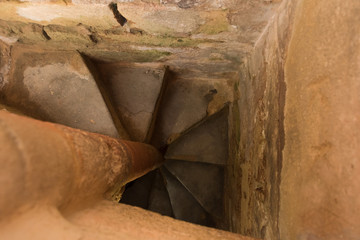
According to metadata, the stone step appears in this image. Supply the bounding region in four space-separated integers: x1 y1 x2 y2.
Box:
165 106 228 165
1 48 120 138
164 159 224 219
151 78 221 148
94 62 168 142
161 166 214 227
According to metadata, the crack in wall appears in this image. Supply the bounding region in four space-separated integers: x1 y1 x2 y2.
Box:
109 3 127 26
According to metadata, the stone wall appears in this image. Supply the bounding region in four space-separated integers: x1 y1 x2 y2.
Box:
2 0 359 238
225 0 298 239
227 0 360 239
281 0 360 239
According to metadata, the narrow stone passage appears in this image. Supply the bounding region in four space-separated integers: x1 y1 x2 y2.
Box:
2 0 358 239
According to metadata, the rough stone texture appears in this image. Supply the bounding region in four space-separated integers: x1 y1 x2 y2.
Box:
0 40 11 89
224 0 298 239
1 48 120 138
95 63 166 142
0 0 280 65
281 0 360 239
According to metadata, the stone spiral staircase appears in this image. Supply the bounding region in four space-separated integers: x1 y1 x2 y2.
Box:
121 107 228 228
96 58 229 229
0 48 229 229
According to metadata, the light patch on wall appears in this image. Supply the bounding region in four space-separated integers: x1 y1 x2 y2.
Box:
15 4 116 28
17 6 61 21
0 36 18 44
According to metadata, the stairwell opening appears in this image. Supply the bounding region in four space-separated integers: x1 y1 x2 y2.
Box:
1 1 359 240
0 0 293 238
84 57 232 230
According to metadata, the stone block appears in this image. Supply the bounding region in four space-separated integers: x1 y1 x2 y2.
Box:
2 48 119 138
165 106 228 165
95 63 167 142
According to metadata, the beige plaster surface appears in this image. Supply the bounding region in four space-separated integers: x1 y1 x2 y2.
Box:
281 0 360 239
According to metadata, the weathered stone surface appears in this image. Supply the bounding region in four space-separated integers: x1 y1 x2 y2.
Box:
228 0 282 44
164 159 224 219
161 166 214 227
152 78 221 147
43 24 93 45
165 107 228 165
95 63 166 142
2 48 120 137
281 0 360 239
0 40 11 89
224 0 297 238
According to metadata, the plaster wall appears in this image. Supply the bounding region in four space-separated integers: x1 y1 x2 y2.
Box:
229 0 360 239
281 0 360 239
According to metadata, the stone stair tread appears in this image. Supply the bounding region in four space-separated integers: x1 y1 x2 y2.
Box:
120 171 156 209
95 63 166 142
2 49 119 138
151 78 218 148
148 170 174 217
161 166 215 227
164 159 224 219
165 107 228 165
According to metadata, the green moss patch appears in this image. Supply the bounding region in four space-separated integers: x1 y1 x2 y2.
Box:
100 31 207 48
196 10 230 35
81 49 171 63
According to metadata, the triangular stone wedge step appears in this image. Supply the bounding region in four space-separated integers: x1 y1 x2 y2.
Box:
164 159 224 220
120 171 156 209
161 166 215 227
2 49 120 138
165 107 228 165
93 62 168 142
147 169 174 217
151 78 224 148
